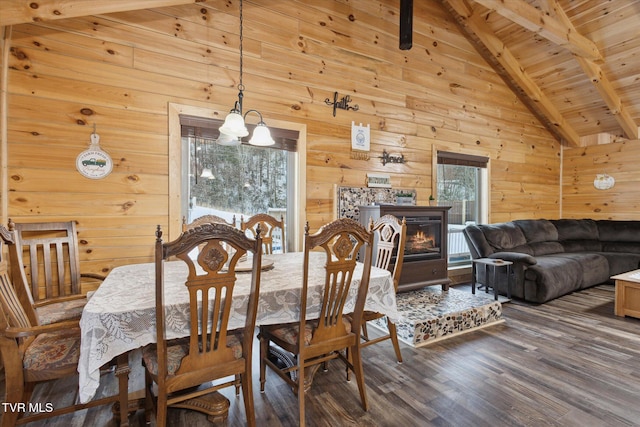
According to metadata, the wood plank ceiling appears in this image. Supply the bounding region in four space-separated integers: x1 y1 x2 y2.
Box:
441 0 640 146
2 0 639 147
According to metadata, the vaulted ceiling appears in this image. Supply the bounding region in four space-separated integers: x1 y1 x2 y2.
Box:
2 0 639 147
440 0 640 146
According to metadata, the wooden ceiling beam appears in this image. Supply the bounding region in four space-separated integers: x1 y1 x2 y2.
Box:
0 0 206 27
477 0 637 140
473 0 603 62
574 56 639 141
441 0 581 146
546 0 639 140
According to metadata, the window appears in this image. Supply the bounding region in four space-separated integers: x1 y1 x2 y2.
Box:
180 115 298 252
436 151 489 267
168 104 305 251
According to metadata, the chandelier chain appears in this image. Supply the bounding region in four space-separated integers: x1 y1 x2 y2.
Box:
238 0 244 93
217 0 273 146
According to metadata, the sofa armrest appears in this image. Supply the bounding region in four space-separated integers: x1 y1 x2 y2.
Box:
490 251 537 265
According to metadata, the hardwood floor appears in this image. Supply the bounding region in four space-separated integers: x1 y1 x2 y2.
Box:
2 284 640 426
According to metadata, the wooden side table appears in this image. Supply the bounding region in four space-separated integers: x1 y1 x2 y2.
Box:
471 258 513 300
612 270 640 319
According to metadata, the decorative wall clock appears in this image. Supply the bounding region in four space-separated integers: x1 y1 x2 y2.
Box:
76 131 113 179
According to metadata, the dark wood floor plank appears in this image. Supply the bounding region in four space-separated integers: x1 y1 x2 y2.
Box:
2 284 640 426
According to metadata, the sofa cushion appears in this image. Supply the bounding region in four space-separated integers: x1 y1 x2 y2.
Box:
523 256 583 303
482 222 527 251
514 219 558 243
523 253 610 303
552 219 599 240
601 242 640 253
559 240 602 252
597 221 640 242
552 219 602 252
529 241 564 256
554 253 610 288
599 252 640 276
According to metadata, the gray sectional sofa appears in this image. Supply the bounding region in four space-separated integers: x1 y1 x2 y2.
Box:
463 219 640 303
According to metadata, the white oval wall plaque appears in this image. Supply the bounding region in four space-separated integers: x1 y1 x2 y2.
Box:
76 133 113 179
593 173 615 190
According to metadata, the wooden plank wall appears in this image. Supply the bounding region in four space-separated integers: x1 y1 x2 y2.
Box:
1 0 562 285
562 139 640 220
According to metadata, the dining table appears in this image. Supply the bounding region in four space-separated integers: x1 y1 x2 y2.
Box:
78 250 398 417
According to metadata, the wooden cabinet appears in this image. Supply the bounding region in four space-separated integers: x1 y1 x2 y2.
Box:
359 205 451 292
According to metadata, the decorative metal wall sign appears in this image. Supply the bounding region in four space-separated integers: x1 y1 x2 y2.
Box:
325 92 359 117
76 128 113 179
379 149 406 166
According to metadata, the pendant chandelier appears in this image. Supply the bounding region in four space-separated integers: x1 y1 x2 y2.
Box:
216 0 274 146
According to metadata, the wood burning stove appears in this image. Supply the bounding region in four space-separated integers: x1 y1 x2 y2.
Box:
359 205 451 292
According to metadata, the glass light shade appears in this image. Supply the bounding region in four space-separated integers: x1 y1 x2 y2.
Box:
219 111 249 138
215 132 241 146
200 168 214 179
249 122 275 146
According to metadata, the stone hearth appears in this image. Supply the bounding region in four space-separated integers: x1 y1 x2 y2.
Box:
372 286 504 347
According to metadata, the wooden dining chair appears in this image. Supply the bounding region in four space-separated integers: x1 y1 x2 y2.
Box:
181 214 236 231
0 224 123 427
258 218 374 427
143 222 263 427
240 213 285 254
7 219 105 326
359 215 407 363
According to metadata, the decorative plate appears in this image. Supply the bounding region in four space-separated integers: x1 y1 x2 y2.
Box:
76 133 113 179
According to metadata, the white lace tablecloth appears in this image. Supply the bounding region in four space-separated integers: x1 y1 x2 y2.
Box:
78 251 397 403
